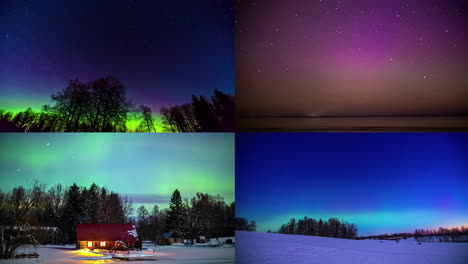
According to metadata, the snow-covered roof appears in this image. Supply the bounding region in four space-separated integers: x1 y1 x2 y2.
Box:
163 230 184 239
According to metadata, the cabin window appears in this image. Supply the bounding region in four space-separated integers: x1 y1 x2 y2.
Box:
87 241 92 248
100 241 106 247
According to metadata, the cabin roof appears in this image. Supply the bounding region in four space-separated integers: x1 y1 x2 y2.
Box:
163 230 184 239
76 224 138 242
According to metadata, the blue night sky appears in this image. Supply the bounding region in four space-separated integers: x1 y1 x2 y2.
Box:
0 0 233 113
236 133 468 236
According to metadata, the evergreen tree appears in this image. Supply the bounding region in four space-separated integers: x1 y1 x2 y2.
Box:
107 192 125 224
211 89 234 131
61 183 84 242
166 189 185 232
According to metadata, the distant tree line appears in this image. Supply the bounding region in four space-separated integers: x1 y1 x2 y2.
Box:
413 226 468 242
135 189 236 244
357 226 468 243
277 216 358 239
0 76 234 132
160 89 234 132
356 232 413 240
235 218 257 232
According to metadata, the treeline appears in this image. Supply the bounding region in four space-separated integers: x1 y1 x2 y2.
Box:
414 226 468 242
0 77 153 132
235 218 257 232
160 89 234 132
277 217 358 239
135 189 236 244
357 226 468 243
357 232 413 240
0 76 234 132
0 182 132 258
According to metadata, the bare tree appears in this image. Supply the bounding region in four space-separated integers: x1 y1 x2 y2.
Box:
48 184 65 226
184 204 202 244
0 183 44 259
123 196 134 222
136 105 156 132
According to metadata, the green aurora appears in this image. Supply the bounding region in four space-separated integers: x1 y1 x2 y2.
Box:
0 105 166 133
0 133 234 211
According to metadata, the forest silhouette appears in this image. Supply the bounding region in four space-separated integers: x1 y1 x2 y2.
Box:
273 216 468 242
0 76 234 132
277 216 358 239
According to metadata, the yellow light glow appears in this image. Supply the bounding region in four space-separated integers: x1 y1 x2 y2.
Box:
87 241 92 248
100 241 106 247
72 250 105 257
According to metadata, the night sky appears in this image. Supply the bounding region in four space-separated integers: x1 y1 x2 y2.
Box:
236 133 468 236
0 133 234 212
236 0 468 117
0 0 233 113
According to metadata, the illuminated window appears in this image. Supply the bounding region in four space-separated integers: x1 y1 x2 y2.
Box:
100 241 106 247
87 241 92 248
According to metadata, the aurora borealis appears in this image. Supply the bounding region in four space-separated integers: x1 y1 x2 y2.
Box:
236 0 468 117
0 0 233 113
0 133 234 211
236 133 468 236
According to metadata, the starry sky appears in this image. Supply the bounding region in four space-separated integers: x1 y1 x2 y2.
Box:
236 0 468 117
236 133 468 236
0 133 234 212
0 0 233 114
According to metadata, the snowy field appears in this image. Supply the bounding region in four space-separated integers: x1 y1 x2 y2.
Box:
0 243 234 264
236 231 468 264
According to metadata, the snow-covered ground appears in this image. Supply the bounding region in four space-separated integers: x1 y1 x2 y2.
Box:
0 243 234 264
236 231 468 264
156 236 235 248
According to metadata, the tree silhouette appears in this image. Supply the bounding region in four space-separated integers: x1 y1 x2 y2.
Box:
165 189 185 232
160 90 235 132
61 184 84 242
212 89 234 131
136 105 156 132
236 217 257 232
278 216 358 239
48 76 133 132
1 78 234 132
0 183 44 258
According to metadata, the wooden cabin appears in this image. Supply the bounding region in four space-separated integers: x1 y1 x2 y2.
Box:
76 224 138 250
162 230 185 244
